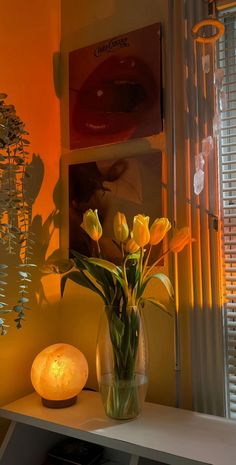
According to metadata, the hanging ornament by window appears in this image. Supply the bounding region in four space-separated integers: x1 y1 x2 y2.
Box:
194 169 205 196
202 54 211 73
202 136 214 157
192 1 225 45
191 0 225 196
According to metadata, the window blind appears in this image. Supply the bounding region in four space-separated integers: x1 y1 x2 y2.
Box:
218 8 236 419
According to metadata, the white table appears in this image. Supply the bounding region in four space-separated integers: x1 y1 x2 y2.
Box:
0 390 236 465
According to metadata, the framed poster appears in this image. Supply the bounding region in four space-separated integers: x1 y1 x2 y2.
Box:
66 150 163 264
69 23 162 150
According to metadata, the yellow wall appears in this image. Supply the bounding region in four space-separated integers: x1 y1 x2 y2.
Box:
59 0 178 407
0 0 61 406
0 0 191 417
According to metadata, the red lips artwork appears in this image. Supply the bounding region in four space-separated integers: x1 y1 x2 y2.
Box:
69 23 162 150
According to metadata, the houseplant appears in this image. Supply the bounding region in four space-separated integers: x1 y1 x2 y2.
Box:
0 93 35 335
59 209 191 419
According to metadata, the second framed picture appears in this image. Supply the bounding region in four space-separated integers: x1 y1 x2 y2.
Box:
64 149 163 265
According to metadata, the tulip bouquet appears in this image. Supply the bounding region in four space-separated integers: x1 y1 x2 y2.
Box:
60 209 191 419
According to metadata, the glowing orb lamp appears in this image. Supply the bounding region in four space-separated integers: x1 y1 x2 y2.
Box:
31 343 89 408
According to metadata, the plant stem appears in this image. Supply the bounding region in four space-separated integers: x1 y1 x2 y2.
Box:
143 248 170 279
97 240 101 256
143 245 152 276
104 305 142 419
122 255 129 300
121 242 124 259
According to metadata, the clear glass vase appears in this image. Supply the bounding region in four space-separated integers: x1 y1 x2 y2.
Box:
96 305 149 420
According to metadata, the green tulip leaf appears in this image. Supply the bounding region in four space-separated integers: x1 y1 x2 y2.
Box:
87 257 119 274
139 273 174 300
126 262 139 290
71 250 87 270
72 251 115 302
86 257 124 286
140 297 173 317
61 270 106 303
109 311 125 349
126 252 141 260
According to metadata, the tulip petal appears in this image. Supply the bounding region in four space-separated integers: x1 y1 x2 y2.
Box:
132 214 150 247
113 212 129 242
149 217 171 245
81 209 102 241
169 227 192 253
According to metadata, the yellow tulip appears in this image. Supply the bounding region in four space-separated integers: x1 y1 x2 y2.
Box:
125 238 140 253
149 217 171 245
132 214 150 247
113 212 129 243
81 209 102 241
169 227 192 253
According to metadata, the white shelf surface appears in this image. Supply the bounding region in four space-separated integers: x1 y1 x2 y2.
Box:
1 390 236 465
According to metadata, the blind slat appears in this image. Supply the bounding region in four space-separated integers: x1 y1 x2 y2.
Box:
219 9 236 420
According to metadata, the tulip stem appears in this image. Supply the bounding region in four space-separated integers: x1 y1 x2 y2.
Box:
122 255 129 299
137 248 144 298
143 245 152 276
97 240 101 256
143 248 170 279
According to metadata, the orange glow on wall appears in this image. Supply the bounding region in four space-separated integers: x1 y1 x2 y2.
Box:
0 0 61 408
0 0 60 224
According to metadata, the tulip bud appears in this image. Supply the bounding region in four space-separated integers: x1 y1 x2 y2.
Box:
132 214 150 247
149 217 171 245
125 238 140 254
113 212 129 243
169 227 191 253
81 209 102 241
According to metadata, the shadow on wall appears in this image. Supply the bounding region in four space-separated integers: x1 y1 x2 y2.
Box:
30 176 62 306
0 153 62 333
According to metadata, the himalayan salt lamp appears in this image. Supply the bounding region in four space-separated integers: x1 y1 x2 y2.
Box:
31 343 88 408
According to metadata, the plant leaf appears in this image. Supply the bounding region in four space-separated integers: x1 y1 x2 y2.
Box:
86 257 124 287
18 271 30 278
18 297 29 303
72 251 114 302
86 257 121 276
126 251 141 260
138 273 174 300
109 311 125 350
140 297 173 317
13 305 24 313
60 270 106 303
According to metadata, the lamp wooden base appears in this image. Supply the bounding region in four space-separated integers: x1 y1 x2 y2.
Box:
42 396 77 408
